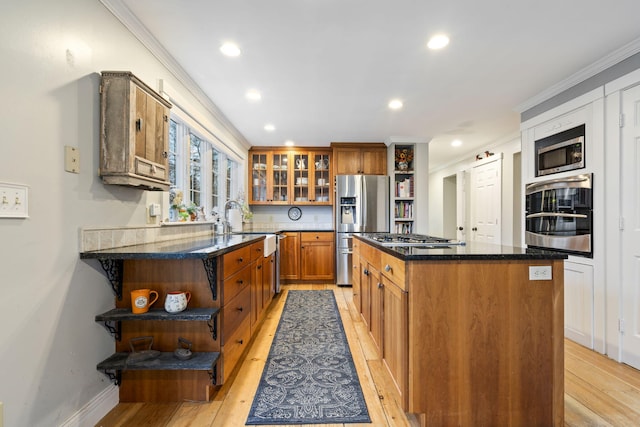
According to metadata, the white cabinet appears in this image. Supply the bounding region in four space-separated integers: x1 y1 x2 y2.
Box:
564 260 594 348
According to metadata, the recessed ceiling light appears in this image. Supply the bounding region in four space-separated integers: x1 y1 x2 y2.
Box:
388 99 403 110
284 140 295 147
246 89 262 101
220 42 241 57
427 34 450 50
264 124 275 132
451 139 462 147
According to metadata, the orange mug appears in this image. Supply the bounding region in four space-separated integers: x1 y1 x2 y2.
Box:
130 289 159 314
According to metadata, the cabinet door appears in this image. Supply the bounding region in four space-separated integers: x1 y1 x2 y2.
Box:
363 148 387 175
250 259 263 333
134 86 169 167
352 254 362 314
381 274 408 409
280 232 300 280
291 152 310 203
370 274 383 355
301 241 335 280
360 263 375 327
262 254 275 306
311 151 332 204
270 152 290 204
334 148 362 175
249 152 269 203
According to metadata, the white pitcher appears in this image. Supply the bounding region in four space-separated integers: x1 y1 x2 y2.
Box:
296 158 306 169
164 291 191 313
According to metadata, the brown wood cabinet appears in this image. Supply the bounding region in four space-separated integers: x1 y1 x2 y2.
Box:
280 231 335 283
91 238 275 403
279 232 300 280
331 142 387 175
353 238 564 426
248 148 332 205
99 71 172 191
300 232 335 280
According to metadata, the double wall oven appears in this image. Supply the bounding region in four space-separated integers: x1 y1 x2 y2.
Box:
525 173 593 257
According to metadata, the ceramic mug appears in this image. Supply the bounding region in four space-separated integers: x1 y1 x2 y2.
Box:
164 291 192 314
131 289 159 314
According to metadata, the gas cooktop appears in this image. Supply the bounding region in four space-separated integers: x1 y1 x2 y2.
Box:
364 233 465 247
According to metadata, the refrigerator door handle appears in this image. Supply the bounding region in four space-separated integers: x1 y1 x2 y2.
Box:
360 177 367 231
340 249 352 255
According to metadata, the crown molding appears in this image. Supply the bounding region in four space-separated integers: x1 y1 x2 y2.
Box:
99 0 251 150
516 36 640 113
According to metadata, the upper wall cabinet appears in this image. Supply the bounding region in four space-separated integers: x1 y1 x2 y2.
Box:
99 71 172 191
248 148 332 205
331 142 387 175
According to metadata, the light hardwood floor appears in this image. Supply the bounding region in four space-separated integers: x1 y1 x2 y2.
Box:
96 284 640 427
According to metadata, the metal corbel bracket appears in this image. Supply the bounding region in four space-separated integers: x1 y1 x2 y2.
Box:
98 258 124 300
99 368 121 386
207 315 218 341
201 258 217 300
209 363 217 386
99 319 122 341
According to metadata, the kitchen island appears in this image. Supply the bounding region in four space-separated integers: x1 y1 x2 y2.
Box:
352 234 567 427
81 233 275 402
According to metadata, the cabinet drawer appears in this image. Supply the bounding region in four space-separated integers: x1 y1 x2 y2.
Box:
222 264 251 302
221 285 251 344
223 245 252 279
221 315 251 383
300 231 333 242
134 156 167 180
380 252 405 288
359 240 380 266
250 240 264 262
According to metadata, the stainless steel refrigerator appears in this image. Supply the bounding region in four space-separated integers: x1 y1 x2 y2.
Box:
335 175 390 286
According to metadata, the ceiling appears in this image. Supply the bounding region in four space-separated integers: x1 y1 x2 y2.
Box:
115 0 640 169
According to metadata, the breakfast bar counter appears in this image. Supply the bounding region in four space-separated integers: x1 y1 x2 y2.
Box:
352 235 567 427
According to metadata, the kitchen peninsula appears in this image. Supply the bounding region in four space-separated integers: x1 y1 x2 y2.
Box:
80 233 274 402
352 234 567 427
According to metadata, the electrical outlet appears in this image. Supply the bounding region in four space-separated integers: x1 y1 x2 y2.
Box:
0 182 29 218
529 266 552 281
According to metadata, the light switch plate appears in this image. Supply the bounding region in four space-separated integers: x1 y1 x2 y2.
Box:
0 182 29 218
64 145 80 173
529 265 552 281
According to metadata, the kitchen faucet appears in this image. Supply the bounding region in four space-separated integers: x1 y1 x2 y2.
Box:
222 200 242 234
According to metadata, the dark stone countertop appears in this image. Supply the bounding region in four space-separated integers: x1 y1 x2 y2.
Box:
355 234 568 261
80 234 266 260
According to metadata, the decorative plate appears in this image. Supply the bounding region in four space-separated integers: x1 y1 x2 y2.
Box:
288 206 302 221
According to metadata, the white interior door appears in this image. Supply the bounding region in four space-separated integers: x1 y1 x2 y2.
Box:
456 170 467 241
470 158 502 243
621 83 640 369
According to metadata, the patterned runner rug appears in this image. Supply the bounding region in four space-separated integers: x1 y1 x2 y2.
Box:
246 290 371 424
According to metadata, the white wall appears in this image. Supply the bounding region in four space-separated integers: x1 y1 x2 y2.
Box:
0 1 247 425
428 136 522 246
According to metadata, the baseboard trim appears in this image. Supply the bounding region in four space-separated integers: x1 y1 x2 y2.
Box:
60 384 118 427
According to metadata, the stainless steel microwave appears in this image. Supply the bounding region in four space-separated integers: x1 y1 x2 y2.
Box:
535 124 585 177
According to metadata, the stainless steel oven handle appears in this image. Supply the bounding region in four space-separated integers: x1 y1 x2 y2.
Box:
340 250 353 255
525 173 592 194
526 212 588 219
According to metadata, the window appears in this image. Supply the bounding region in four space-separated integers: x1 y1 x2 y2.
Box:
168 114 241 219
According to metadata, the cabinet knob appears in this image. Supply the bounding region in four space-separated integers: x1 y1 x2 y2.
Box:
257 264 262 270
378 282 383 288
384 264 392 272
237 307 244 312
237 339 244 345
472 227 478 231
458 226 464 231
238 257 244 263
162 151 168 158
237 279 244 285
136 118 143 131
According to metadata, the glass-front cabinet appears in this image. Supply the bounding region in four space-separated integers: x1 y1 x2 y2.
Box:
250 151 289 205
248 149 332 205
